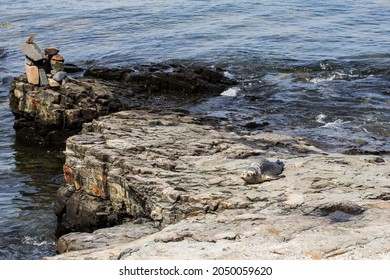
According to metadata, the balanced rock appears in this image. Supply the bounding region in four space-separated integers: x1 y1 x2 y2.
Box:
24 64 39 85
53 71 67 82
45 47 59 56
20 43 45 62
51 54 65 72
48 78 61 87
39 68 48 86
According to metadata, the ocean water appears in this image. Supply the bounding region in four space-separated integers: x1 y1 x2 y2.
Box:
0 0 389 259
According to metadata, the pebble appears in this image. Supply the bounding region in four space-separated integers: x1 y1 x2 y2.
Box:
48 78 61 87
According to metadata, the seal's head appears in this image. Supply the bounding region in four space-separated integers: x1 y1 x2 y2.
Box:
276 160 285 170
241 167 259 184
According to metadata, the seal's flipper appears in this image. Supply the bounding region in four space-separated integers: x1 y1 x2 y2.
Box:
264 174 285 181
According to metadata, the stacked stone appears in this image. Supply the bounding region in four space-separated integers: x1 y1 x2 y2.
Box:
19 38 68 87
45 48 68 87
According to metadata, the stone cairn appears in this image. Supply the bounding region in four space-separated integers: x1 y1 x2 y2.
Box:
19 34 68 87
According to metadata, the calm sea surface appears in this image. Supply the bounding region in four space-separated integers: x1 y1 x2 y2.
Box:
0 0 389 259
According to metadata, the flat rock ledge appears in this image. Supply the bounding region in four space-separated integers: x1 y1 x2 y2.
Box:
48 109 390 260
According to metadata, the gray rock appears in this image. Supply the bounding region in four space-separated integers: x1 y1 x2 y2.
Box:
45 110 390 260
39 68 48 86
19 43 45 61
62 76 69 85
53 71 67 82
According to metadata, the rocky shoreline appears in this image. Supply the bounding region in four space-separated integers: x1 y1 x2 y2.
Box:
9 63 390 260
47 109 389 260
9 62 235 147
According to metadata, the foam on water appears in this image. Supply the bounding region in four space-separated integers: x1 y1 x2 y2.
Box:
220 87 240 97
321 119 351 129
223 71 235 79
21 236 55 247
315 114 327 124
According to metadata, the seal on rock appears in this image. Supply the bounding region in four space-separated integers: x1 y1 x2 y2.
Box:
241 157 285 184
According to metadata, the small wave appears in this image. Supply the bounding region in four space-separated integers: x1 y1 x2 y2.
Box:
220 86 240 97
316 114 327 124
223 71 235 79
309 74 338 84
321 119 350 129
21 236 55 247
308 71 362 84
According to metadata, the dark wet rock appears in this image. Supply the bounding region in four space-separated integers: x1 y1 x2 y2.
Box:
83 67 129 81
127 63 237 96
54 188 119 235
64 63 84 73
243 121 270 130
84 62 237 97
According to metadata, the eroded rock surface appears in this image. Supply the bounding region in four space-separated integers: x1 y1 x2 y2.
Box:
49 110 390 259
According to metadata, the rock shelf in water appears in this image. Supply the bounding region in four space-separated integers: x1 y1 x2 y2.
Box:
50 109 389 259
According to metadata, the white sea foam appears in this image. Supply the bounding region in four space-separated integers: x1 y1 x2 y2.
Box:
223 71 235 79
220 87 240 97
22 236 55 246
321 119 350 129
310 74 337 84
316 113 327 124
309 72 361 84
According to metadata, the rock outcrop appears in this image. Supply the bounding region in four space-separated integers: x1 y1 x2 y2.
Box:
9 75 123 146
49 109 390 259
9 63 236 146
